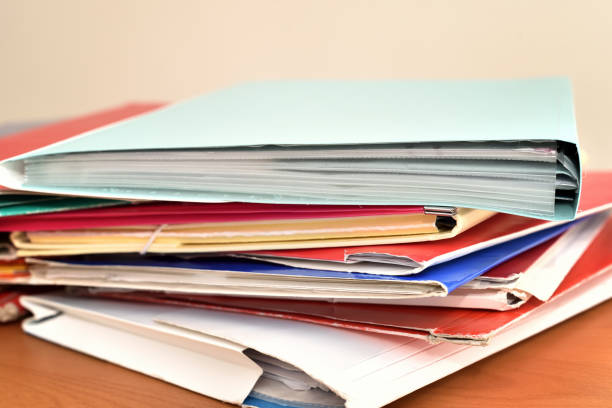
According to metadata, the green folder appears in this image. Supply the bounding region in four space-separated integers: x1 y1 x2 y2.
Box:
0 195 125 217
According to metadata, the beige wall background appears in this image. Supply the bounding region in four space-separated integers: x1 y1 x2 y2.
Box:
1 0 610 168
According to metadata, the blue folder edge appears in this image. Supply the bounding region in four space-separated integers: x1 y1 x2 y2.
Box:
244 394 339 408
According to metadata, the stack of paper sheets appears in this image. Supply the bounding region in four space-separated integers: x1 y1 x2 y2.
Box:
1 78 611 408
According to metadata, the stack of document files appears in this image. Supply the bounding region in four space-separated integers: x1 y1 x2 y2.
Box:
16 175 609 307
20 199 611 307
36 209 605 311
0 78 610 408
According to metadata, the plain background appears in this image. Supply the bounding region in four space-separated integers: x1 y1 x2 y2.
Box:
1 0 610 169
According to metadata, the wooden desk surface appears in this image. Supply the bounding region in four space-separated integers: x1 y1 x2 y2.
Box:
0 300 610 408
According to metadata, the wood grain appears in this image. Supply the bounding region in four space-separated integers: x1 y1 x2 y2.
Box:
0 300 610 408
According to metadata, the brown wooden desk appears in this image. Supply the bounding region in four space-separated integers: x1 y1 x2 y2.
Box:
0 300 610 408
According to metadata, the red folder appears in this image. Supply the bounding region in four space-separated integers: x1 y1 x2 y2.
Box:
0 103 164 164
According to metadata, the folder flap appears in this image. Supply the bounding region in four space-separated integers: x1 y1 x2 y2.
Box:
8 79 577 159
21 294 263 405
512 211 607 300
21 296 61 321
154 307 407 405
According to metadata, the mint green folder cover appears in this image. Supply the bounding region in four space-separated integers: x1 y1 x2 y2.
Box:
4 78 580 220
